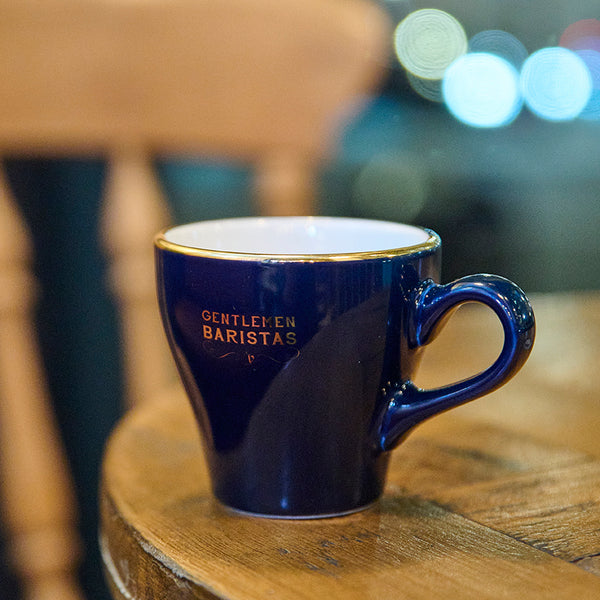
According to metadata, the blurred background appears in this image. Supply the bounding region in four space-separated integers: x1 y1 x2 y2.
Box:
156 0 600 292
1 1 598 599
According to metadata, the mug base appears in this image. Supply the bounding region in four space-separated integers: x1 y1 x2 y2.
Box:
218 500 378 520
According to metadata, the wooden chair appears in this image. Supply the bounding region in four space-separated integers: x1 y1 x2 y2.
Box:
0 0 390 598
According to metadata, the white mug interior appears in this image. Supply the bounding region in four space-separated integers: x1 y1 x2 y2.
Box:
162 217 435 257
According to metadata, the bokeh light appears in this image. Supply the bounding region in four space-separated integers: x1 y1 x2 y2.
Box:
469 30 529 69
559 19 600 52
576 49 600 121
352 153 429 222
520 47 593 121
406 72 443 103
442 53 522 128
394 9 467 80
391 10 600 127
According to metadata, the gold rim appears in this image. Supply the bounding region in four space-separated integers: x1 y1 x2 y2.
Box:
154 223 440 262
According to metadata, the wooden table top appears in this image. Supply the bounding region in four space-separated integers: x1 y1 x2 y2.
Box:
100 291 600 599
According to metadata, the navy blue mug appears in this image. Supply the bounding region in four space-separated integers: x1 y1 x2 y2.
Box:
155 217 535 518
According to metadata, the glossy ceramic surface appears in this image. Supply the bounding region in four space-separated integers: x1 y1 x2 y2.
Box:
155 217 535 518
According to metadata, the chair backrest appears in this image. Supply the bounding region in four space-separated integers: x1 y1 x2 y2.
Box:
0 0 387 213
0 0 389 597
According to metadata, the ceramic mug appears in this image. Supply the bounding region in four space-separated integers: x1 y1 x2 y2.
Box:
155 217 535 518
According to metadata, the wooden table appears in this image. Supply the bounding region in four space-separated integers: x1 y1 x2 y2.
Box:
100 292 600 599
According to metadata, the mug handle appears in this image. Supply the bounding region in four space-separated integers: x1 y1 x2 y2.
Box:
376 274 535 452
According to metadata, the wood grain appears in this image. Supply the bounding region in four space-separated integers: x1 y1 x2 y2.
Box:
101 393 600 598
101 491 600 600
414 294 600 458
100 293 600 599
435 461 600 560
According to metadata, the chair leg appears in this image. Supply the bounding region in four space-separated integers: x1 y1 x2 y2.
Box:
254 155 316 216
0 169 84 600
101 150 175 408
